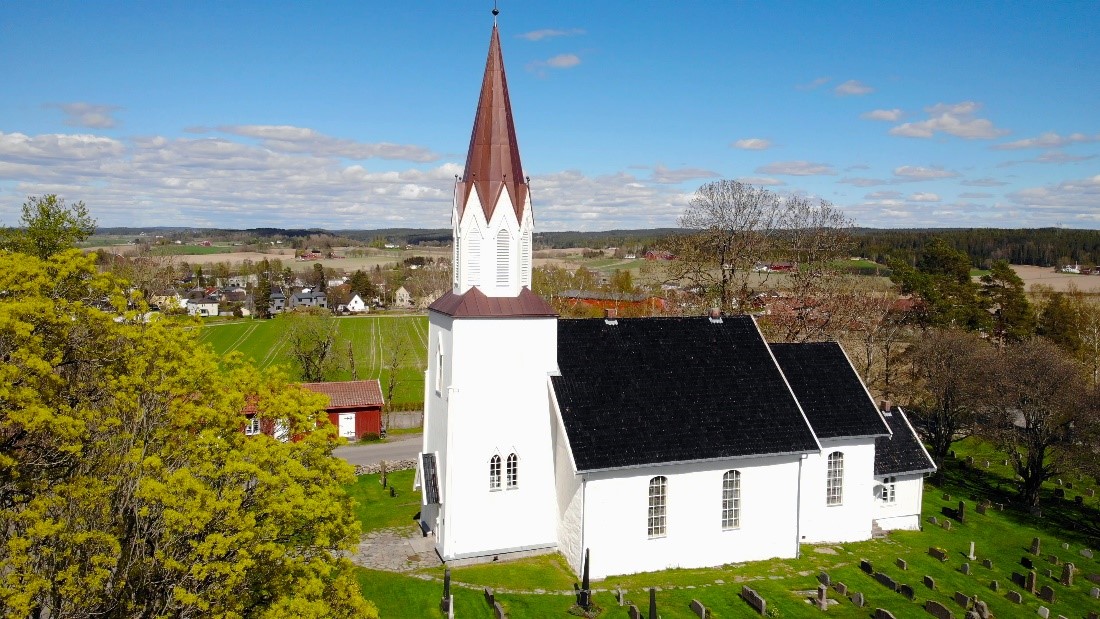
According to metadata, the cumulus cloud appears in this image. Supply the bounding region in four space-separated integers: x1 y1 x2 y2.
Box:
908 192 941 202
649 164 719 184
991 131 1100 150
889 101 1008 139
732 138 772 150
527 54 581 74
861 108 903 122
734 177 784 187
961 177 1010 187
192 125 439 162
893 165 960 180
865 190 902 199
835 80 873 96
46 102 123 129
796 77 830 91
517 28 585 41
755 160 836 176
1008 174 1100 211
959 192 993 199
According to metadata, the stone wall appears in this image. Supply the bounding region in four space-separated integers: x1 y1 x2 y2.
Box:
355 459 417 475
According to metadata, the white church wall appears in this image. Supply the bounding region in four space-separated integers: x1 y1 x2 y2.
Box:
798 438 877 544
436 316 559 560
455 189 529 298
550 399 584 574
580 455 802 580
875 473 925 531
420 314 455 547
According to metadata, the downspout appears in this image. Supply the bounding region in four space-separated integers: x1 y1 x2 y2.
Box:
795 454 806 559
579 476 587 574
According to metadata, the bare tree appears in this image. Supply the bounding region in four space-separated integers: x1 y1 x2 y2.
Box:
902 328 994 482
380 318 421 432
285 309 338 382
841 284 911 398
984 337 1092 509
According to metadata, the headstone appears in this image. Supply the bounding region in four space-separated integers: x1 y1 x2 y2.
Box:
924 575 936 589
628 603 641 619
966 456 974 467
492 601 505 619
957 501 967 523
899 583 915 600
616 588 624 606
1044 568 1053 579
943 519 953 531
896 558 907 570
1026 570 1037 594
740 585 766 615
1037 607 1049 619
1062 542 1070 550
852 591 865 607
1067 481 1074 489
976 503 987 515
1047 554 1060 565
1054 488 1065 499
577 548 592 609
860 559 874 574
874 572 898 592
1091 612 1100 619
874 609 897 619
969 541 976 560
954 591 971 608
989 580 999 591
1090 586 1100 599
929 547 949 561
648 587 657 619
816 584 828 610
1080 548 1093 559
1032 537 1042 556
1038 584 1055 603
1057 478 1063 486
1007 590 1023 604
689 599 707 618
982 559 993 569
818 571 831 586
1061 562 1075 586
1076 495 1085 505
1012 572 1026 587
1088 488 1096 497
925 599 955 619
961 563 971 575
1022 556 1034 570
984 459 990 468
440 569 452 614
944 492 952 500
483 587 495 607
833 582 847 596
974 600 991 619
1089 572 1100 585
930 516 940 526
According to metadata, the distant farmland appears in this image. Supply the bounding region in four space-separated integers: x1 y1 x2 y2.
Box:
196 315 428 407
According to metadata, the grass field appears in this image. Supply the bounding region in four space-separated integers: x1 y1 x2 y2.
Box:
197 314 428 406
350 438 1100 618
149 244 236 256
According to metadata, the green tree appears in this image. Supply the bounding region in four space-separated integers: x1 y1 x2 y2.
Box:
0 249 375 618
285 308 340 382
0 194 96 259
980 260 1035 344
609 269 635 294
1037 291 1082 354
313 262 327 291
889 239 988 331
347 269 379 302
256 271 273 319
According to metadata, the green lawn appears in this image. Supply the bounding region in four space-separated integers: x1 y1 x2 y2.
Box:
197 314 428 405
346 469 422 531
348 441 1100 618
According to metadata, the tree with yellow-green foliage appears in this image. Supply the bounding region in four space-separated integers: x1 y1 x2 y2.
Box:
0 234 376 614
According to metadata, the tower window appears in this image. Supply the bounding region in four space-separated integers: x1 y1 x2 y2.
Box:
467 234 481 285
721 470 741 530
496 229 510 286
648 476 667 538
489 455 501 491
519 230 532 287
506 453 518 489
826 452 844 506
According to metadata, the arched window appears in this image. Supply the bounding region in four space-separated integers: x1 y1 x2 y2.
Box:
467 234 481 285
721 470 741 530
648 476 667 538
519 230 532 287
506 453 518 489
826 452 844 506
489 455 501 491
496 229 511 286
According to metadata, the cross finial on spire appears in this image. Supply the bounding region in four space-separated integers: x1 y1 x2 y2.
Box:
492 0 499 18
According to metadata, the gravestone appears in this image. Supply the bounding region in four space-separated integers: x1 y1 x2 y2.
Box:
943 519 953 531
852 591 865 607
440 569 452 615
925 599 955 619
1037 607 1049 619
969 541 976 560
899 583 915 600
1057 478 1063 486
944 492 952 500
896 558 907 570
1044 569 1053 579
628 604 641 619
649 588 657 619
492 601 505 619
818 571 831 586
873 572 898 592
929 547 949 561
924 575 936 589
1032 537 1042 556
974 600 991 619
961 563 971 575
833 582 847 596
1079 495 1087 505
483 588 495 607
976 503 987 515
1007 590 1023 604
989 580 999 591
982 559 993 569
616 588 624 606
1089 586 1099 599
1080 548 1094 559
740 585 766 616
1022 556 1034 570
954 591 971 608
1062 542 1070 550
966 456 975 467
1055 488 1066 499
874 609 897 619
1038 584 1055 603
1061 562 1075 586
1047 554 1060 565
1088 488 1096 497
930 516 940 526
984 459 990 468
1090 612 1100 619
860 559 874 574
957 501 967 523
1067 481 1074 489
1089 572 1100 584
1011 572 1026 587
689 599 707 618
1026 570 1037 594
815 584 829 611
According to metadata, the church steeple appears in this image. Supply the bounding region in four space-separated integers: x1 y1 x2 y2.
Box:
456 23 528 226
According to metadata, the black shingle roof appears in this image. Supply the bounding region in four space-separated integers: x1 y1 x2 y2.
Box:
770 342 891 440
874 408 936 476
552 316 819 472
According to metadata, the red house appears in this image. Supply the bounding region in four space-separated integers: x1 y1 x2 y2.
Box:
302 380 385 441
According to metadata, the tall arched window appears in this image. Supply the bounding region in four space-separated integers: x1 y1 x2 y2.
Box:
721 470 741 530
506 453 518 489
519 230 532 287
467 234 481 286
648 476 667 538
496 229 511 286
489 455 501 491
826 452 844 506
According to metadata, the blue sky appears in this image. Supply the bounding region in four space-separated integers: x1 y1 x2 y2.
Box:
1 1 1098 231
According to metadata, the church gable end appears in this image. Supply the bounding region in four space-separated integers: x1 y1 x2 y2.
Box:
875 408 936 476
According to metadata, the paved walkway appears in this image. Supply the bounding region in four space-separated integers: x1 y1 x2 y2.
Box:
351 525 442 572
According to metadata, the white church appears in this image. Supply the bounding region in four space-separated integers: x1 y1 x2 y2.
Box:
416 20 935 581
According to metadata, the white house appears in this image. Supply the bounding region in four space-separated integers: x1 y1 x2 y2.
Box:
186 297 219 317
394 286 413 308
416 18 934 582
347 294 368 313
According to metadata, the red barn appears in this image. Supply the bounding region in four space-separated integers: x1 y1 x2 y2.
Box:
302 380 385 441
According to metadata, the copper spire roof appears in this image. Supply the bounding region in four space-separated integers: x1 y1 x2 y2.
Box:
457 23 528 224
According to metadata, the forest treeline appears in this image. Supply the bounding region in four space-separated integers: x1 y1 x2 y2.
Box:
852 228 1100 268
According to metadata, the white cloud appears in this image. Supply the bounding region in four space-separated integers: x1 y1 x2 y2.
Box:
893 165 960 180
961 177 1009 187
732 138 772 150
755 160 836 176
991 131 1100 150
959 192 993 199
835 80 873 96
545 54 581 68
889 101 1008 139
908 192 941 202
1007 174 1100 210
796 77 830 91
650 164 719 184
736 176 785 186
47 102 123 129
861 108 903 122
206 125 439 162
865 191 902 199
517 28 585 41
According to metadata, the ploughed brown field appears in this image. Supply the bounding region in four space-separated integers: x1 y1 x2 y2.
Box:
1012 264 1100 292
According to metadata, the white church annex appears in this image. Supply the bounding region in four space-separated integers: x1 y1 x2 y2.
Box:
416 19 935 581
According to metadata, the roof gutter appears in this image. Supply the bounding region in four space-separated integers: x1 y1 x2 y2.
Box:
576 447 818 475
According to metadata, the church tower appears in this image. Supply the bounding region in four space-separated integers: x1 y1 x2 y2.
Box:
418 18 560 564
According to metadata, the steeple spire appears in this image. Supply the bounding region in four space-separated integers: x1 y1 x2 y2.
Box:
457 22 528 225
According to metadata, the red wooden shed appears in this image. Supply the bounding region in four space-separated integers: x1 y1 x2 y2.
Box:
301 380 385 441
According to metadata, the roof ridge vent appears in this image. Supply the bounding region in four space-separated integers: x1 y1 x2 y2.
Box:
708 308 723 324
604 308 618 325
